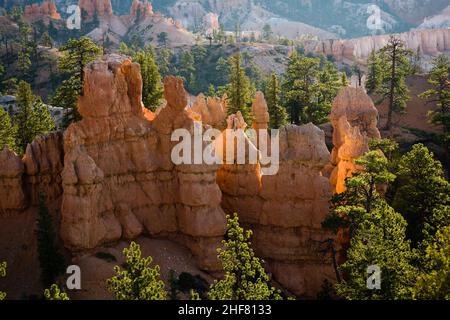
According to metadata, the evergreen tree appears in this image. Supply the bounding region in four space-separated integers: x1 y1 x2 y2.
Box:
17 21 32 77
179 50 196 91
40 31 53 48
0 261 6 300
419 54 450 165
107 242 166 300
44 284 70 300
208 214 282 300
133 48 163 111
351 64 364 87
226 54 254 125
157 32 168 47
410 47 423 75
52 37 102 125
216 56 229 85
265 73 287 129
118 42 134 57
392 144 450 246
412 226 450 300
0 107 17 153
366 50 382 94
377 36 412 131
156 48 173 77
335 201 415 300
207 84 216 97
282 53 320 125
37 193 65 287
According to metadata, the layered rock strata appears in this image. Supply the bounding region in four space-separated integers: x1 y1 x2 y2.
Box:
329 87 381 194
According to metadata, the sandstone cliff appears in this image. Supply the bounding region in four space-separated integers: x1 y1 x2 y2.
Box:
305 28 450 63
0 53 389 299
60 55 226 270
0 147 26 214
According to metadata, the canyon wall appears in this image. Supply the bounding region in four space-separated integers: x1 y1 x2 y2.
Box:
60 55 226 270
0 54 385 298
23 1 61 25
330 87 381 194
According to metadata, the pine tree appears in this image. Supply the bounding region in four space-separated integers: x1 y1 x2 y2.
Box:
410 47 423 75
265 73 287 129
133 48 163 111
157 32 168 47
262 24 273 41
37 193 65 287
0 261 6 300
366 50 382 94
156 48 173 77
392 144 450 246
208 214 282 300
207 84 216 97
52 37 102 126
351 64 364 87
226 54 254 125
107 242 166 300
179 50 196 91
44 284 70 300
282 53 320 125
0 107 17 153
412 226 450 300
377 36 413 131
419 54 450 166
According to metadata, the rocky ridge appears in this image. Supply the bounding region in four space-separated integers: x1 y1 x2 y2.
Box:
0 54 382 298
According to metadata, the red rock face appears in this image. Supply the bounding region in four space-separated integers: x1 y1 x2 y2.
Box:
207 100 336 297
305 28 450 62
329 87 381 194
60 55 226 270
23 1 61 25
0 147 26 214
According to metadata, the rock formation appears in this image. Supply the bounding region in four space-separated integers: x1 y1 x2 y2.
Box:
191 93 228 130
251 91 270 130
0 147 26 214
60 55 226 270
23 1 61 25
330 87 381 194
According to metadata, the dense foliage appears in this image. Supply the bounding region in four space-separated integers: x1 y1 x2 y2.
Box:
37 193 65 287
